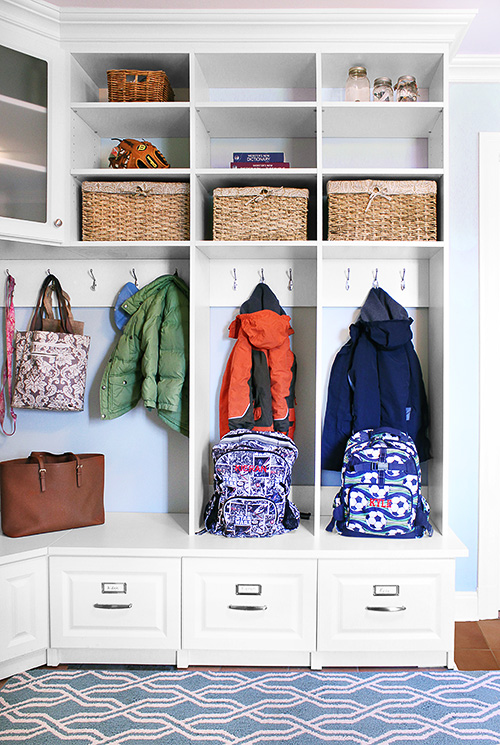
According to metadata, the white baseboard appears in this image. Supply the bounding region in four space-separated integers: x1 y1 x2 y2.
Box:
455 591 479 621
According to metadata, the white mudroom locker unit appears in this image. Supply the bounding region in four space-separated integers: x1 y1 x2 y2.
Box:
0 3 472 677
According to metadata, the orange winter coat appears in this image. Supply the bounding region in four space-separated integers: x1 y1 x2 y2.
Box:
219 284 296 440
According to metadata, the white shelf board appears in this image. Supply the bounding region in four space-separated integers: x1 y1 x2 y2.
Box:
71 168 190 182
71 102 190 138
322 168 444 181
195 103 317 138
322 241 444 260
196 168 317 192
45 512 467 560
197 240 316 260
62 241 191 260
322 102 443 139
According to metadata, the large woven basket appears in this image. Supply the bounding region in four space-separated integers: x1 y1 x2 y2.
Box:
81 181 189 241
107 69 175 102
213 186 309 241
327 180 437 241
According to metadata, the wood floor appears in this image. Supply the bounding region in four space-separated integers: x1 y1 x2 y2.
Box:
2 620 500 688
454 619 500 670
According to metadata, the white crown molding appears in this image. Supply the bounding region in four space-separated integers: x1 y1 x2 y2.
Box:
450 55 500 83
0 2 476 54
0 0 60 41
58 9 476 54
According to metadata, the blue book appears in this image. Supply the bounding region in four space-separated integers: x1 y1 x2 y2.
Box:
232 152 285 163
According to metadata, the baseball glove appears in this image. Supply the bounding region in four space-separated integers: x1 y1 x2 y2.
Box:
108 138 170 169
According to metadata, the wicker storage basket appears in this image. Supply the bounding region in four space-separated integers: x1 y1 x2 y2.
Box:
81 181 189 241
107 69 175 102
327 180 437 241
213 186 309 241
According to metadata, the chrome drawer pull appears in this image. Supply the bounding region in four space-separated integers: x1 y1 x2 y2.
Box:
93 603 133 610
365 605 406 612
228 604 267 611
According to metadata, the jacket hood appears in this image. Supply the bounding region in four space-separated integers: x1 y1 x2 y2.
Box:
240 283 286 316
355 287 413 350
359 287 409 323
229 309 293 349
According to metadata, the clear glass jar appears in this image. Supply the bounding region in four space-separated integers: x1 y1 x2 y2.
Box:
372 77 393 102
395 75 419 102
345 66 370 102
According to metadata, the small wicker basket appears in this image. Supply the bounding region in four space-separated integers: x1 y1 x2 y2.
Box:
327 180 437 241
107 69 175 102
81 181 189 241
213 186 309 241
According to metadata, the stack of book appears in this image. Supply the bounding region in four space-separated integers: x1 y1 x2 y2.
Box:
230 152 290 168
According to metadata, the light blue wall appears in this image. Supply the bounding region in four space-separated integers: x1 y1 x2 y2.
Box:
448 83 500 591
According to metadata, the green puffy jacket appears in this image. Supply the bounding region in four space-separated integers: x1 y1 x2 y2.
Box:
100 274 189 436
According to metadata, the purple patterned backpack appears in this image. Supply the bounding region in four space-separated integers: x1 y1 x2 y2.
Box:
204 430 299 537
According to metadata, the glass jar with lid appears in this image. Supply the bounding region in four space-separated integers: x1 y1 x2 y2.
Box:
345 66 370 102
395 75 419 102
373 77 393 102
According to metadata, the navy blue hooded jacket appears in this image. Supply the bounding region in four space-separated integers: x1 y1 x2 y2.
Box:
321 287 431 471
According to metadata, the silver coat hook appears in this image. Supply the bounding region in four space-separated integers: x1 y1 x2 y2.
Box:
89 269 97 291
400 268 406 291
259 268 265 283
345 267 350 291
372 268 379 289
131 268 139 288
287 268 293 291
232 268 237 291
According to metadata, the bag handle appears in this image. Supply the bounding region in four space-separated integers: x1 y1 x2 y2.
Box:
29 451 83 492
30 275 74 334
42 284 77 327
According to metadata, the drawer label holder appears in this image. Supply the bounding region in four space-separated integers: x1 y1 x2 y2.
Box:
236 584 262 596
373 584 399 596
101 582 127 594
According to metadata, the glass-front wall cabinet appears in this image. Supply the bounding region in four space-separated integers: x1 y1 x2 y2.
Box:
0 45 47 223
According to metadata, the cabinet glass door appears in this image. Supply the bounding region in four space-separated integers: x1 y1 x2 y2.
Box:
0 45 47 223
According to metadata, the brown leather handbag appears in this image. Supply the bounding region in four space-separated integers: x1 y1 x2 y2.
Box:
0 452 105 538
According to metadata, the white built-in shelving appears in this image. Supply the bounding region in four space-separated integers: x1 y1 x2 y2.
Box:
0 7 474 672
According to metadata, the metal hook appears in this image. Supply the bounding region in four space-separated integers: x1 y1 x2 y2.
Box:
400 268 406 291
287 268 293 291
131 268 139 288
89 269 97 291
231 268 238 291
345 267 350 291
372 268 379 289
259 268 265 284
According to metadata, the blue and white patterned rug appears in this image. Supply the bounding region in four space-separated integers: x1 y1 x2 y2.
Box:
1 668 500 744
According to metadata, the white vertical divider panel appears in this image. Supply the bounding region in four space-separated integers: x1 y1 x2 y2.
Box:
315 51 323 536
0 260 187 307
439 47 450 536
428 249 444 536
189 247 211 535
